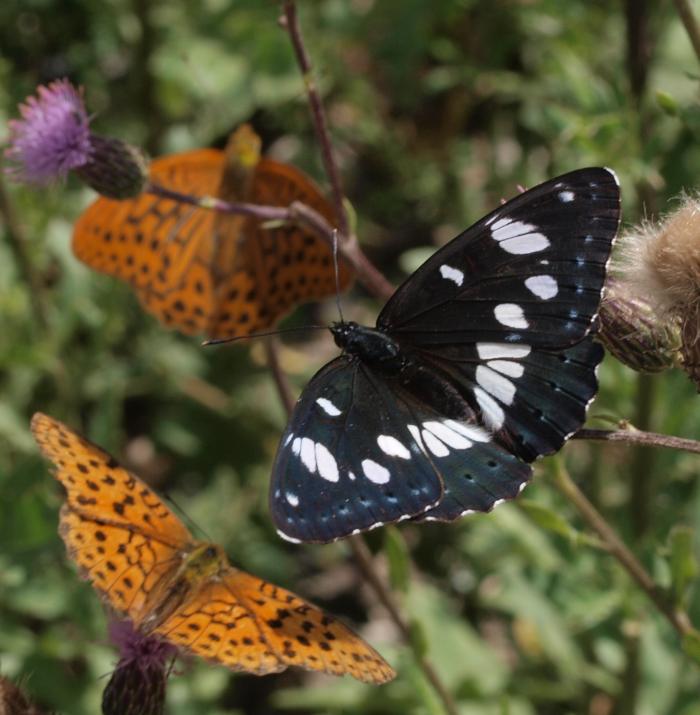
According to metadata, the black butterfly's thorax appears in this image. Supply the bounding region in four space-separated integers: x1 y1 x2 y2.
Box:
331 321 476 420
330 321 409 376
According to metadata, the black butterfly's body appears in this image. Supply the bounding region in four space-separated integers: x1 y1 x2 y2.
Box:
271 168 621 544
332 322 475 423
332 322 406 375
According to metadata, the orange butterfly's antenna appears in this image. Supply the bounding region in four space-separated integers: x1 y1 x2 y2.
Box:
163 493 214 543
332 229 345 324
202 324 328 347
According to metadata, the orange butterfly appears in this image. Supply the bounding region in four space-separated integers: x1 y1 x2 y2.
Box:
72 125 353 339
30 413 394 683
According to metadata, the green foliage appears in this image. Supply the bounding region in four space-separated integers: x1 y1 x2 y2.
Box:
3 1 700 714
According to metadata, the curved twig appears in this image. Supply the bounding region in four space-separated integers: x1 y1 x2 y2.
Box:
552 460 695 638
574 427 700 455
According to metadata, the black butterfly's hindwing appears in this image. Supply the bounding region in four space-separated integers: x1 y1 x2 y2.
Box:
271 357 446 543
379 168 619 348
414 335 603 522
270 167 620 543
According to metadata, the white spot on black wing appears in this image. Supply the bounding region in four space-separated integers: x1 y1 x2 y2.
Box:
377 435 411 459
315 442 339 482
524 275 558 300
316 397 342 416
477 343 531 360
490 218 550 254
286 492 299 506
494 303 528 329
361 459 391 484
439 264 464 287
474 387 505 430
475 365 516 405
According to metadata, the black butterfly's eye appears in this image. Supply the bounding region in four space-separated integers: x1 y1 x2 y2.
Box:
271 168 620 543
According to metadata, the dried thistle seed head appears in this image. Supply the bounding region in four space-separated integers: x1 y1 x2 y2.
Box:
598 277 681 373
680 303 700 391
622 196 700 318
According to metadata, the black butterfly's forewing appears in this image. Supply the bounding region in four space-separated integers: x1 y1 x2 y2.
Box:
378 168 620 348
412 335 603 521
270 358 445 543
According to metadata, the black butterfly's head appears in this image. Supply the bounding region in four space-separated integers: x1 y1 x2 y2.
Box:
330 321 358 349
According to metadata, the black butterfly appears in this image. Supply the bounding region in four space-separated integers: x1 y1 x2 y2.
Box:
270 168 620 543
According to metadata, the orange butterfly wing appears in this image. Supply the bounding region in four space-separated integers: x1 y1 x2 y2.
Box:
31 413 395 683
72 127 354 339
72 150 223 336
156 570 395 684
209 158 354 339
30 412 192 622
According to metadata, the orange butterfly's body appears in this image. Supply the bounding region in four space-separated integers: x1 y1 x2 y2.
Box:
72 125 353 339
31 413 394 683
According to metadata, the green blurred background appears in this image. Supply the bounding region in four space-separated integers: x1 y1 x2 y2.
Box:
2 1 700 713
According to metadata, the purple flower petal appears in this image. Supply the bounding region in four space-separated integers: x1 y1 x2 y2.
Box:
4 79 92 185
108 619 177 673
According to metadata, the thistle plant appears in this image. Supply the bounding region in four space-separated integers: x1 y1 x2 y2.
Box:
5 79 148 199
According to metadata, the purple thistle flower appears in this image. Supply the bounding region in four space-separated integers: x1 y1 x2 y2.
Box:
102 620 177 715
5 79 92 185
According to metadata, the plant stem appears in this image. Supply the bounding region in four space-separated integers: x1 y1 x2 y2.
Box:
348 536 460 715
264 337 457 714
673 0 700 65
281 0 349 237
263 338 295 416
0 176 49 328
573 427 700 455
629 374 657 538
274 7 458 708
147 183 395 301
552 459 694 638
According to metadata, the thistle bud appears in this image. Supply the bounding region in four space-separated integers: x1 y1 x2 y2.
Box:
102 620 177 715
0 676 45 715
75 134 149 199
598 278 681 373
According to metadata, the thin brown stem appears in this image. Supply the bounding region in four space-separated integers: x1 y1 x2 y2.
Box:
348 537 460 715
281 1 349 237
0 176 49 328
263 338 295 416
552 460 694 638
573 427 700 455
263 284 453 714
273 9 457 708
267 363 458 713
147 183 396 301
673 0 700 65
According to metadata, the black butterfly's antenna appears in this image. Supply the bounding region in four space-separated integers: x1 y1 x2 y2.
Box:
203 324 327 347
332 229 345 323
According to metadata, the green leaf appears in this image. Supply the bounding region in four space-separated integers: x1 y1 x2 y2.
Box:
682 630 700 665
384 525 411 592
669 526 698 607
408 618 429 660
656 90 679 115
519 499 575 540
